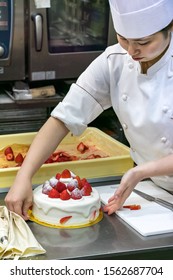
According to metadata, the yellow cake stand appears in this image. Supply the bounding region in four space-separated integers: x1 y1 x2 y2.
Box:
28 209 103 229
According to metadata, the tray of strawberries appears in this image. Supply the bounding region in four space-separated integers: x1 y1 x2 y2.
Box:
0 127 133 188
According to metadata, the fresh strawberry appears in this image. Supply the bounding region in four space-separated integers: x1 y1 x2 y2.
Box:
83 181 92 191
48 188 60 198
77 142 88 153
67 184 76 192
60 216 72 224
4 146 13 156
75 175 83 189
60 189 71 200
6 153 14 161
55 173 61 180
81 178 87 186
60 169 71 178
55 181 67 193
81 184 92 196
71 188 82 200
15 153 24 164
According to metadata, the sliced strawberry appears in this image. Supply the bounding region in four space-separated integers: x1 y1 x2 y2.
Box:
15 153 24 164
48 188 60 198
85 154 96 159
70 155 79 161
4 146 13 156
94 155 101 158
77 142 88 153
55 181 67 193
60 216 72 224
60 169 71 178
57 156 71 162
51 153 60 162
123 204 141 210
44 157 53 164
60 189 71 200
71 188 82 200
89 210 97 221
57 152 71 162
6 153 14 161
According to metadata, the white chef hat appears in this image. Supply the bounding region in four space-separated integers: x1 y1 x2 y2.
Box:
109 0 173 38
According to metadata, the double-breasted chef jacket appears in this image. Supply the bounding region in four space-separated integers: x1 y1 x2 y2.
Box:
51 33 173 191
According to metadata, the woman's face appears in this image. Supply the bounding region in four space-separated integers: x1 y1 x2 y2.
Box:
117 31 171 62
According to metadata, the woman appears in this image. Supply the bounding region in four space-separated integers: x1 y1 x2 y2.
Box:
5 0 173 219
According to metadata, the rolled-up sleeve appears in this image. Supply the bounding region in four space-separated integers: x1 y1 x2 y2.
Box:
51 83 104 135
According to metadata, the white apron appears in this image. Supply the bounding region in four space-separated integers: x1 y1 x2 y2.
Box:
51 34 173 191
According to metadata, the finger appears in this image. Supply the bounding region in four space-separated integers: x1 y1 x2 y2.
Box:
22 201 33 220
11 202 24 218
103 198 121 214
108 194 116 203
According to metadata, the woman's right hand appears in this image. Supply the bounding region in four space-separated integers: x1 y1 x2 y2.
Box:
5 174 33 220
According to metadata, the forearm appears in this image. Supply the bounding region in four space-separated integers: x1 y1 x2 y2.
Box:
134 154 173 181
16 116 69 180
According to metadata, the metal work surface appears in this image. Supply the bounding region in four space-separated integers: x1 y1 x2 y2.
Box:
0 178 173 260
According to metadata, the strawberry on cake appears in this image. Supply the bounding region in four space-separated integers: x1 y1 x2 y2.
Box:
31 169 102 228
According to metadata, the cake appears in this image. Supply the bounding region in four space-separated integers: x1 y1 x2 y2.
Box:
31 169 102 228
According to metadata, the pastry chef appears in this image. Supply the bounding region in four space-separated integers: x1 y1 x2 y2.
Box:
5 0 173 219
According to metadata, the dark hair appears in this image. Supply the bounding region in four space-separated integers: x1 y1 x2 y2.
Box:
160 20 173 38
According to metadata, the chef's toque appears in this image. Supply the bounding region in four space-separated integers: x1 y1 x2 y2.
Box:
109 0 173 38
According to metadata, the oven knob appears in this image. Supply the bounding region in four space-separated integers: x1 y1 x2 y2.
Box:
0 45 5 57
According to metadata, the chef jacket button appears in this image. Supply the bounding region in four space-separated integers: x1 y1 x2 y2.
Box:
128 63 134 69
162 106 169 113
161 137 167 143
122 94 128 101
122 123 128 130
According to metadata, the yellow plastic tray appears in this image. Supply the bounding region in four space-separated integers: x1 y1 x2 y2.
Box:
0 127 133 188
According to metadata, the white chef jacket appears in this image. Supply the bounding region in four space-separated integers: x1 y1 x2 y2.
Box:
51 33 173 191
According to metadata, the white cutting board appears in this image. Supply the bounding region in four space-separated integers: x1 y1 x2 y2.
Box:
97 181 173 236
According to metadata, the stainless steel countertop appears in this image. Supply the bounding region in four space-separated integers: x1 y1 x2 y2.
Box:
0 178 173 260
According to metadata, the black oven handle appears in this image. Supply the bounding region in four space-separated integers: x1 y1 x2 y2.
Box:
31 13 43 52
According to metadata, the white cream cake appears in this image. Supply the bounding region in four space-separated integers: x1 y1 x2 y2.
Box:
32 169 102 227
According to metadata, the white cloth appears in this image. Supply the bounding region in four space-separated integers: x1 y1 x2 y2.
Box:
109 0 173 38
51 33 173 191
0 206 46 259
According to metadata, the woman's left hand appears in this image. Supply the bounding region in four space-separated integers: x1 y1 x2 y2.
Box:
103 166 143 215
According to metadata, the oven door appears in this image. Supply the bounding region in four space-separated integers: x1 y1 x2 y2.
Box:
27 0 115 81
0 0 25 81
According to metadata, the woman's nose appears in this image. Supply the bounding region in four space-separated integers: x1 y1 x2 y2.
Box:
127 43 139 56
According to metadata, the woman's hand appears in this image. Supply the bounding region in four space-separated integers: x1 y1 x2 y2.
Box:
5 174 33 220
103 166 143 215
